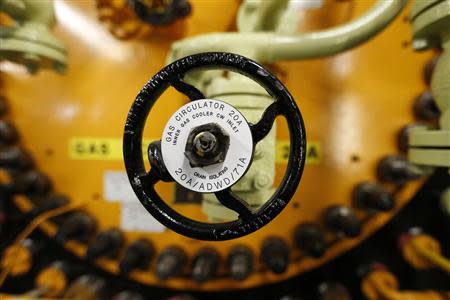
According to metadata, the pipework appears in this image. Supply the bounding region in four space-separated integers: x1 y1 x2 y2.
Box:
168 0 407 63
408 0 450 169
0 0 67 73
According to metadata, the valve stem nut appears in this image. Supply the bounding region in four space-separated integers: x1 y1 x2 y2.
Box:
184 123 230 168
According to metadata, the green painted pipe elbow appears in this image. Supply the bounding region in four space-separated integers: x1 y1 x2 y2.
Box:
0 0 67 74
168 0 408 63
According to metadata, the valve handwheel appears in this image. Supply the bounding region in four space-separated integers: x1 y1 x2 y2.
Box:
123 52 306 241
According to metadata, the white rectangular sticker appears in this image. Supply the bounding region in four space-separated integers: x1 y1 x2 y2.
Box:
120 202 166 233
104 171 166 233
104 171 137 203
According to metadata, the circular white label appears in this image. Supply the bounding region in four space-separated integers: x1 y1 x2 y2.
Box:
161 99 254 193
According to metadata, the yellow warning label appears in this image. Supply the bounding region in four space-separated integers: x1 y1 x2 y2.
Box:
69 137 322 164
70 137 121 160
69 137 153 161
276 140 321 165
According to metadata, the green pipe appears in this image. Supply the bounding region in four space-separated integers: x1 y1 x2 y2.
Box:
408 0 450 170
0 0 67 73
168 0 407 63
270 0 408 60
237 0 290 32
0 0 56 26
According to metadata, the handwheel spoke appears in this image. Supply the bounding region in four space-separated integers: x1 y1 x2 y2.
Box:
250 102 280 143
138 169 161 186
170 77 205 101
148 141 174 182
215 188 253 221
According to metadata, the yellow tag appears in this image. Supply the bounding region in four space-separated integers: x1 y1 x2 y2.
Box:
69 137 155 160
69 137 123 160
70 137 322 164
275 140 321 164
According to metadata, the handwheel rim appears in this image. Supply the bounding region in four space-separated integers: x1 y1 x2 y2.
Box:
123 52 307 241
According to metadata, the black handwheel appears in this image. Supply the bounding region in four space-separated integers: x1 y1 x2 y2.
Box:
123 52 306 241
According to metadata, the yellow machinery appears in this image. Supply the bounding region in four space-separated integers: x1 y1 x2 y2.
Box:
0 0 449 299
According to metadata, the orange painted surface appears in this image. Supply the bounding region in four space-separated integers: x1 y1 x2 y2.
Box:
2 0 432 291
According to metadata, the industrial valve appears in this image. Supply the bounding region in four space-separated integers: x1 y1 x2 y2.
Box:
0 0 67 73
123 52 306 241
95 0 191 40
128 0 191 26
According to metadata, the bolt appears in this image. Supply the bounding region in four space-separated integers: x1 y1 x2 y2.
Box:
294 223 326 258
184 123 229 168
377 156 421 184
414 91 440 120
193 131 217 157
191 247 219 283
261 236 289 274
54 62 66 74
23 53 41 74
175 0 192 17
352 182 394 212
324 205 361 238
253 172 271 190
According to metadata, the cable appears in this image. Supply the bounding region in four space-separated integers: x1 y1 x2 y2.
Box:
412 238 450 275
363 270 450 300
0 201 84 287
